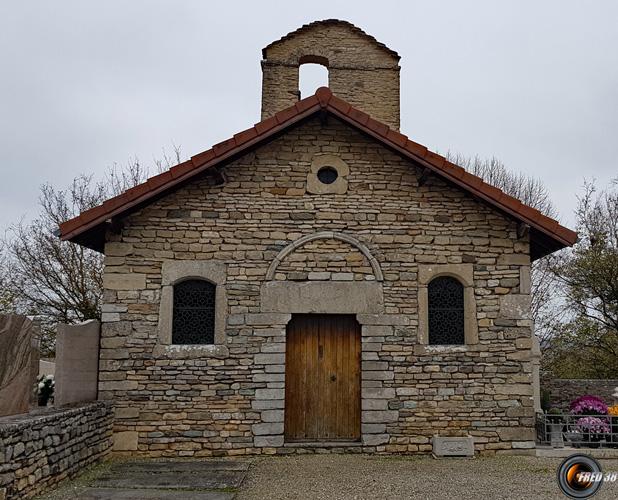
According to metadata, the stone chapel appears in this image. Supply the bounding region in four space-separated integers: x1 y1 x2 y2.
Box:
58 20 577 456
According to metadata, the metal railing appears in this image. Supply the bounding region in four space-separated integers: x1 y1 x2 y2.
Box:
536 412 618 448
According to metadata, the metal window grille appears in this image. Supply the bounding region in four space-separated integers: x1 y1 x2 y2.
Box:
428 276 465 345
172 279 216 344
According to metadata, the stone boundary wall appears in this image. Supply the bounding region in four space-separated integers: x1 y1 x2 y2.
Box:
0 402 112 500
541 379 618 410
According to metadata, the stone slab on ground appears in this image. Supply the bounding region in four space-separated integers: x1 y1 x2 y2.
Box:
118 460 250 473
92 470 244 490
34 459 249 500
75 489 234 500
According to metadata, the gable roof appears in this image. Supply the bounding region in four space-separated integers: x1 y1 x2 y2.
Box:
58 87 577 259
262 19 400 61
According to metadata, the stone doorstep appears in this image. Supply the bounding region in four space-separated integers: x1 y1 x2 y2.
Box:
283 441 363 448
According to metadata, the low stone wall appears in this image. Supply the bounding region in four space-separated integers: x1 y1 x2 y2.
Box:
0 401 112 500
542 379 618 410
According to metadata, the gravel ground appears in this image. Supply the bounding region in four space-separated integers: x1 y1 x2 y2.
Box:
237 454 618 500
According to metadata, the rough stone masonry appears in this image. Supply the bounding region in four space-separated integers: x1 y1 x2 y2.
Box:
101 111 536 456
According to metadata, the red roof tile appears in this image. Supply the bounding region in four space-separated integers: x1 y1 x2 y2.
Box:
59 87 577 257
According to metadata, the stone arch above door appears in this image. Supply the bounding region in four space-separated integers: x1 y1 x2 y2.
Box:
265 231 384 282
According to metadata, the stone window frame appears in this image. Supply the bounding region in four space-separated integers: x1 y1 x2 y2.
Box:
306 154 349 195
416 264 478 353
155 260 228 358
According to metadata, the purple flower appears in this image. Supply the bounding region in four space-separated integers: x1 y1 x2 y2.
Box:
575 416 611 434
570 395 608 415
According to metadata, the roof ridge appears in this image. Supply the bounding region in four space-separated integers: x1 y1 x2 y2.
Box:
262 19 400 60
59 87 577 257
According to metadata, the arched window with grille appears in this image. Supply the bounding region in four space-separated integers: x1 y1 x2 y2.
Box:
172 279 216 344
428 276 465 345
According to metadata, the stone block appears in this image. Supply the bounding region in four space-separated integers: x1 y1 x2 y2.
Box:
252 423 284 436
103 273 146 290
261 410 284 423
113 431 138 451
114 407 139 419
497 254 530 266
362 325 392 336
254 435 284 447
101 312 120 323
260 342 286 353
254 353 285 365
512 441 536 449
260 281 384 314
251 399 285 410
245 313 291 326
253 373 285 383
496 427 536 442
499 295 531 320
493 384 533 396
105 242 133 256
362 410 398 423
308 271 331 280
255 388 284 400
101 303 128 313
363 434 390 446
362 387 395 399
361 423 386 434
362 371 394 381
432 436 474 457
519 266 531 294
357 314 410 326
362 361 389 371
362 399 389 410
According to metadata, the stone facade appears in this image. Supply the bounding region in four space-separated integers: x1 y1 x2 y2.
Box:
0 402 112 500
261 20 401 129
100 115 536 457
541 378 618 410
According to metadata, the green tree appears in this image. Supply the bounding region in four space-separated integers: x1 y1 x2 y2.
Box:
544 180 618 377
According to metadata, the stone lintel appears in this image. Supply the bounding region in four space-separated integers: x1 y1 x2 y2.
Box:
260 281 384 314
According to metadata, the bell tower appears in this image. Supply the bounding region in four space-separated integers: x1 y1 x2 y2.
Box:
261 20 401 130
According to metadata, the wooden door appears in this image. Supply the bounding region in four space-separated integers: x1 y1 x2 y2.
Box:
285 314 361 442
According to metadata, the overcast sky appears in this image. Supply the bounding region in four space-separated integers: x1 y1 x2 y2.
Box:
1 1 617 232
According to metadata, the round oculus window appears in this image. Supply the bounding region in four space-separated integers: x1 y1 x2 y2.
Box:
316 166 338 185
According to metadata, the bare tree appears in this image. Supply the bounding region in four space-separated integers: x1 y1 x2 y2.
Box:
0 240 17 314
446 153 563 344
447 154 558 219
2 147 182 355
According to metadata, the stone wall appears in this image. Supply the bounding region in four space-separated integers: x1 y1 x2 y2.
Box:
542 379 618 410
261 21 401 129
100 116 535 457
0 402 112 500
